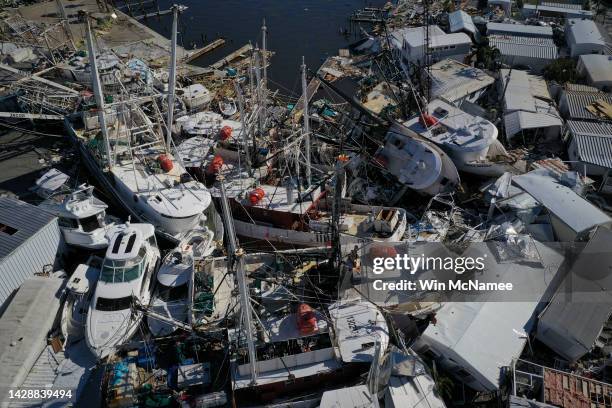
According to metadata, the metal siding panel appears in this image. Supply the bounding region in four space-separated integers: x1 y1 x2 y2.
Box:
0 221 61 306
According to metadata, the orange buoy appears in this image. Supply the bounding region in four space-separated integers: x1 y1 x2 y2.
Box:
248 187 265 205
419 113 438 127
206 155 224 174
296 303 318 335
158 154 174 172
369 245 397 259
219 125 232 141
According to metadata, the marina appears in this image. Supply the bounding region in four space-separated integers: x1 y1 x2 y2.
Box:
0 0 611 407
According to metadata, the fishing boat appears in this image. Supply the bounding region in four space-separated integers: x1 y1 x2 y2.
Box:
402 99 514 177
221 181 407 247
86 222 160 359
37 177 116 250
219 97 237 117
61 255 103 346
66 13 222 244
377 121 460 195
230 297 389 406
147 228 214 337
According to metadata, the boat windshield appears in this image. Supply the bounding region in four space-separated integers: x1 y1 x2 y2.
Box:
157 283 188 302
80 212 104 232
95 296 132 311
100 254 145 283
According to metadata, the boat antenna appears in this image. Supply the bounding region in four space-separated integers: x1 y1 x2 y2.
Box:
301 56 312 188
217 175 258 385
81 10 113 170
166 4 186 150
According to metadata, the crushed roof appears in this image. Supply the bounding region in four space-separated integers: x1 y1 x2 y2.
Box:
430 59 494 102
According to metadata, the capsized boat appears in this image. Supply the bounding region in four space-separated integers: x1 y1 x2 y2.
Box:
147 228 214 337
61 255 103 346
403 99 515 177
38 180 116 250
86 223 160 359
377 121 460 195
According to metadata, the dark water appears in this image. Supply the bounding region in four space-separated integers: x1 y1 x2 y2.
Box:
142 0 387 95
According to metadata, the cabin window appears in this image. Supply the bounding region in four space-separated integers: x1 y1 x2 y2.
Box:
157 283 189 302
80 213 103 233
58 217 79 229
100 256 144 283
95 296 133 311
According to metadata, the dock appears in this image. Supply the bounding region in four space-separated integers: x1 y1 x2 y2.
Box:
210 43 253 70
133 9 173 20
182 38 226 63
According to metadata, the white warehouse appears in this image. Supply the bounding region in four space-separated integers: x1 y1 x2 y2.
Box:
0 197 63 310
390 25 472 69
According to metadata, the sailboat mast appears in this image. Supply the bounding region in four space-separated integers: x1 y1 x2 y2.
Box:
261 19 267 96
166 4 182 150
82 11 113 169
217 175 258 385
234 81 251 173
301 57 311 187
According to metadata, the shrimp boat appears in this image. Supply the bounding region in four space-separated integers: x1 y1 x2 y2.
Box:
61 255 103 346
147 228 214 337
377 121 460 195
36 174 116 250
86 223 160 359
220 181 407 247
403 99 515 177
231 297 389 406
66 13 222 244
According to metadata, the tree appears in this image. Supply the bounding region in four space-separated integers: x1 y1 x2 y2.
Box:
543 58 579 84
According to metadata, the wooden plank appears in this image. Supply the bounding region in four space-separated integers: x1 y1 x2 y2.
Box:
210 44 252 69
182 38 226 63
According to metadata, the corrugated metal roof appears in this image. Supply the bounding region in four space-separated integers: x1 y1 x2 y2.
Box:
523 4 593 16
568 120 612 168
487 22 553 37
541 1 583 9
449 10 477 35
489 35 558 60
0 197 56 260
504 111 562 138
563 89 612 121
